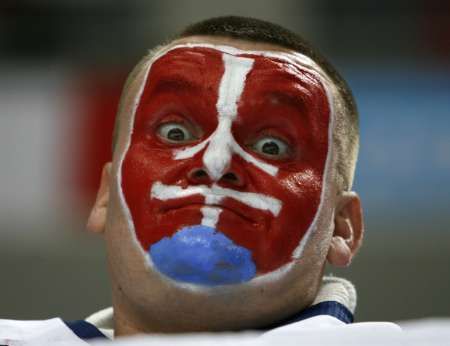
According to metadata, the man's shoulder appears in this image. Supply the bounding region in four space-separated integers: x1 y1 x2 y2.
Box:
266 314 401 335
0 317 106 346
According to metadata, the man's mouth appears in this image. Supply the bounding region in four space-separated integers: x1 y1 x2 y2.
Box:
159 197 257 224
150 181 282 230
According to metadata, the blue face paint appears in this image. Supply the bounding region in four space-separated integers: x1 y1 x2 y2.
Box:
149 225 256 286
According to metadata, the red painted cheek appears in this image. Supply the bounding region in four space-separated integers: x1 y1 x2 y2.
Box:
215 168 324 273
123 143 181 244
261 172 323 271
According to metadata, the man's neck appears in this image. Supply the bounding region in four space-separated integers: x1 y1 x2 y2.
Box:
99 276 357 337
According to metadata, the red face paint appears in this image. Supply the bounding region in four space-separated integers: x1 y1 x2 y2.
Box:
121 46 330 275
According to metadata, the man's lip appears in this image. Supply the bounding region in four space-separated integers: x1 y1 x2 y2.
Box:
158 195 265 224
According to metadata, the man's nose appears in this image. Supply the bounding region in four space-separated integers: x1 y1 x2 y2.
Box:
187 166 245 188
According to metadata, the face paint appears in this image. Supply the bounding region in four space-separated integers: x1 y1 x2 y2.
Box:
120 44 332 285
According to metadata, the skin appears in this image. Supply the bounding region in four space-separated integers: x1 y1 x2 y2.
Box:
87 36 364 336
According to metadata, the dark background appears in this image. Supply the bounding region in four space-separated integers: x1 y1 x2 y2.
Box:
1 0 449 322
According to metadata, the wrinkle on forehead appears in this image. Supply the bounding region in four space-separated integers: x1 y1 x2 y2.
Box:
148 50 213 91
151 77 202 94
149 44 329 116
164 37 333 84
239 61 324 115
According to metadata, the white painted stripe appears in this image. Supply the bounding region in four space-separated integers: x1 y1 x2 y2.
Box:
203 55 254 180
216 54 254 119
151 181 282 217
232 139 279 176
202 118 234 181
201 206 222 227
174 136 210 160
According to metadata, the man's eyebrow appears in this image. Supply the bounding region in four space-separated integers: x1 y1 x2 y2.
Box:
151 75 202 92
265 87 313 110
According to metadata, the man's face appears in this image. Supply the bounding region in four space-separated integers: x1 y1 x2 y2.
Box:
118 43 332 286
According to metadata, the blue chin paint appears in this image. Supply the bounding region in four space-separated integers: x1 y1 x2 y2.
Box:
149 225 256 286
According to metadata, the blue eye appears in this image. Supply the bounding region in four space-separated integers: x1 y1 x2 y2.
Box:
157 123 194 143
253 137 288 158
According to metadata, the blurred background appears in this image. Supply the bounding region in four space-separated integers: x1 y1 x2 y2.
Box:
1 0 449 323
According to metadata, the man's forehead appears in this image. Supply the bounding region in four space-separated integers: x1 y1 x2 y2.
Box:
147 45 326 96
154 45 290 71
150 36 327 80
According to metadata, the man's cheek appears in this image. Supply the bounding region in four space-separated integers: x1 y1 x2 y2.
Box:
248 171 323 272
122 145 172 189
276 171 323 224
121 144 179 240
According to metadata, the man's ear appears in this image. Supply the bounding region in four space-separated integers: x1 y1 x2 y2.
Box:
87 162 112 234
327 191 364 267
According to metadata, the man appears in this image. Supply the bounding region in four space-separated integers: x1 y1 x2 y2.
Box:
0 16 399 344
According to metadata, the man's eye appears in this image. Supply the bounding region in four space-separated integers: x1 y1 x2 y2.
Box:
157 123 194 143
252 137 288 158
